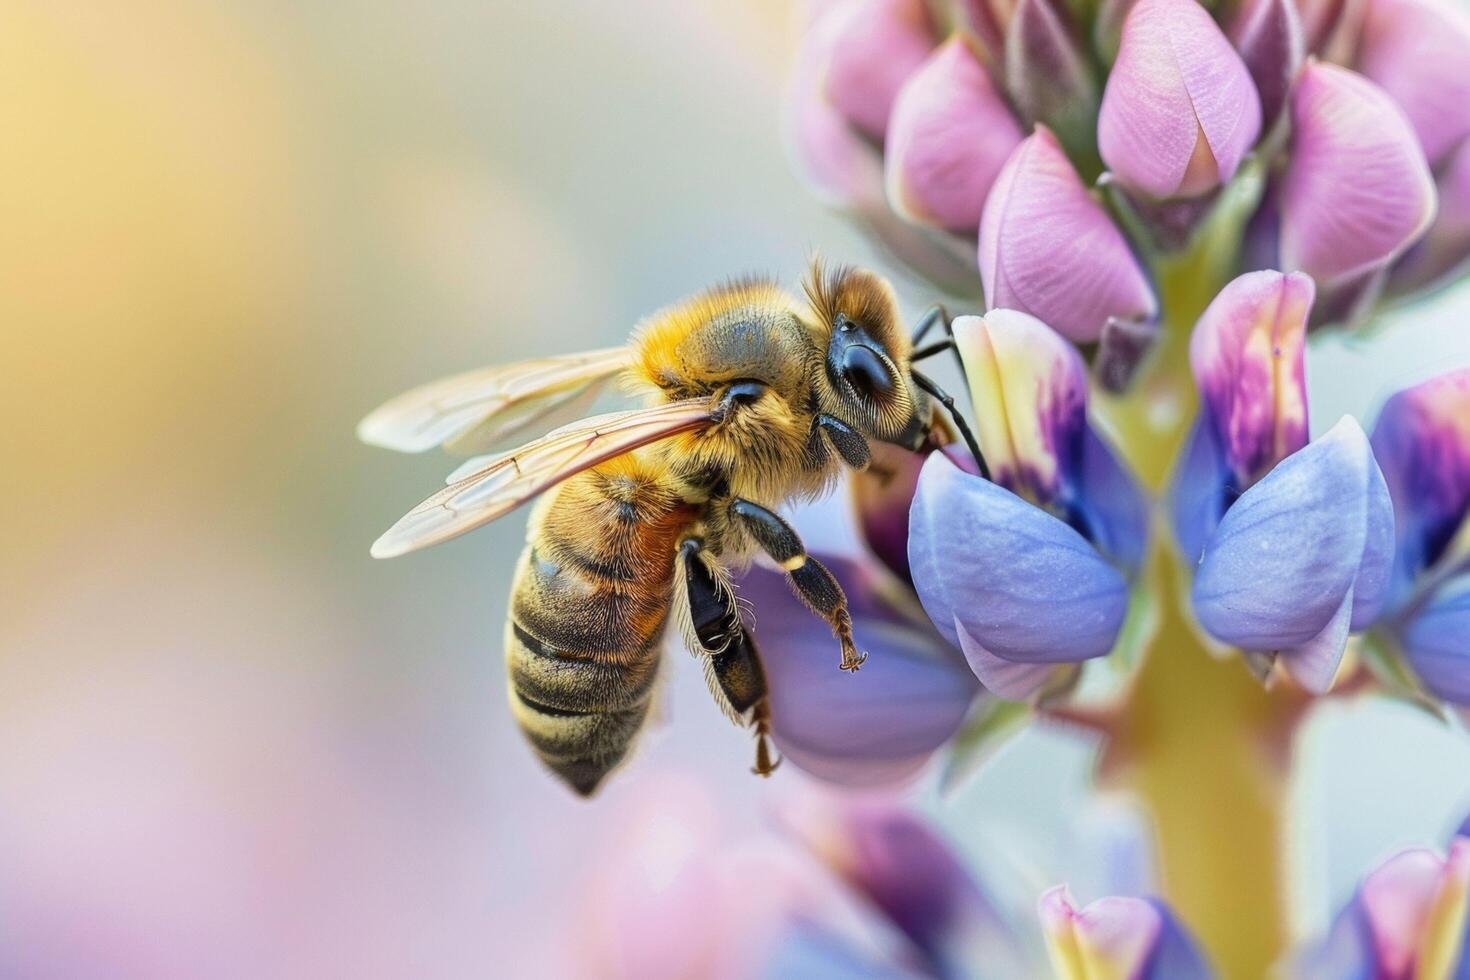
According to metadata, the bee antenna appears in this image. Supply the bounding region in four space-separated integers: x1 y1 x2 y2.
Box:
911 369 992 482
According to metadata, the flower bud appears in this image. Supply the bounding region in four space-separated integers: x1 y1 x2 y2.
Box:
1039 886 1215 979
979 127 1157 342
1357 0 1470 169
1191 270 1312 484
1296 0 1368 62
787 5 885 210
822 0 937 140
1389 140 1470 298
1004 0 1101 169
1191 417 1395 693
1172 271 1313 562
885 37 1024 232
1299 838 1470 979
1225 0 1305 124
1279 62 1437 295
1098 0 1262 199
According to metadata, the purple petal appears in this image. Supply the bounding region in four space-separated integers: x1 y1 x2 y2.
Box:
823 0 937 140
1189 270 1313 485
979 127 1158 342
1389 139 1470 298
1370 368 1470 583
1226 0 1305 123
1191 417 1395 693
1099 0 1262 198
1004 0 1101 167
1039 887 1215 979
909 452 1129 692
1402 577 1470 705
1357 0 1470 169
741 557 980 787
1280 62 1438 290
952 310 1088 505
885 37 1024 232
780 800 1020 977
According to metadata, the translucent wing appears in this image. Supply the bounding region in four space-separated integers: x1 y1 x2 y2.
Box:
371 400 713 559
356 346 635 455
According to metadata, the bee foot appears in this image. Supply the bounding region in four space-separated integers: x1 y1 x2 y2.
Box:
840 649 868 672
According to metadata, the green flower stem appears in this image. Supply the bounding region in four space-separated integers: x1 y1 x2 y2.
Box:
1093 234 1306 979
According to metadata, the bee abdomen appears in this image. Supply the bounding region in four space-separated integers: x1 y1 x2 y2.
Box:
503 463 691 795
504 614 660 797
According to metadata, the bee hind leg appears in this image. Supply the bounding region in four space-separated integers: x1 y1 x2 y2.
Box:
679 538 782 777
728 499 866 672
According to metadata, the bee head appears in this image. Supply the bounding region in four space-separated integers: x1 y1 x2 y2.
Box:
803 261 926 449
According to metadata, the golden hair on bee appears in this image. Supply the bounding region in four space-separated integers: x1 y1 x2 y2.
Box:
802 258 912 364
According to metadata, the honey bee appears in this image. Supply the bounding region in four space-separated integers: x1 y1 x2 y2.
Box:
359 261 986 796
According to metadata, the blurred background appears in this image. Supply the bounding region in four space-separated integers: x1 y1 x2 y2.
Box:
4 1 1470 976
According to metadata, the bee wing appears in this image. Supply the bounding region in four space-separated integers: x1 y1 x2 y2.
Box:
370 400 713 559
356 346 635 455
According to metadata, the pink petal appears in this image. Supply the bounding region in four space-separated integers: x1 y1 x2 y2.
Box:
885 37 1024 232
1358 0 1470 168
1189 270 1314 484
1360 848 1453 976
1098 0 1262 198
1280 63 1438 289
978 127 1157 342
786 4 886 208
1039 887 1163 977
822 0 937 140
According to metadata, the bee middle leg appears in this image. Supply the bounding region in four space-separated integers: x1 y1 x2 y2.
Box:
679 538 780 776
728 499 866 672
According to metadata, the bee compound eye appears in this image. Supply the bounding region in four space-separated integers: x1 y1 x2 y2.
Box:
840 345 895 401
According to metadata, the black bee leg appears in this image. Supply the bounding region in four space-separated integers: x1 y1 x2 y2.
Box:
728 500 866 672
910 303 950 345
678 538 780 776
814 414 871 469
911 370 992 482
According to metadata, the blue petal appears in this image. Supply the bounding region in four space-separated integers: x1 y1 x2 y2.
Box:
1168 413 1232 565
1402 576 1470 705
738 557 980 787
909 452 1129 680
1142 899 1217 980
1073 426 1150 575
1191 418 1394 692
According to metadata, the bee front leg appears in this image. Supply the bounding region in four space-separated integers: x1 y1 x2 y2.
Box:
813 414 871 470
728 499 866 672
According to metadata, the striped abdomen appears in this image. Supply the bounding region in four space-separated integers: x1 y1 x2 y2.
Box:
505 455 695 796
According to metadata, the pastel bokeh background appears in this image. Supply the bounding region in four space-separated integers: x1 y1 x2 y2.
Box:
4 1 1470 976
